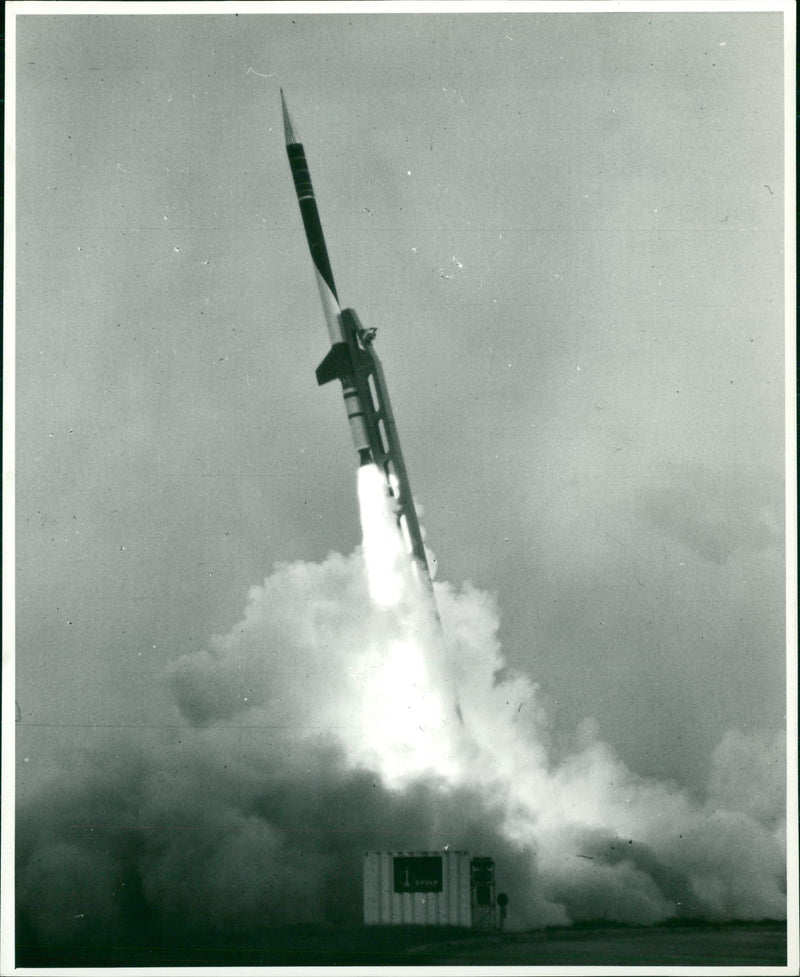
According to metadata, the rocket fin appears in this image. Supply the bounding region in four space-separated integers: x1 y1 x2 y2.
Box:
316 343 352 386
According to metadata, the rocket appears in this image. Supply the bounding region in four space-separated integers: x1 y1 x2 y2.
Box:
281 90 436 602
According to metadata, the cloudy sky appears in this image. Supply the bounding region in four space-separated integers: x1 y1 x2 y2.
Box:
9 2 792 962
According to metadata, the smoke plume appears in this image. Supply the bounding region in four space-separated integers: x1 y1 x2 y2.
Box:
16 466 786 951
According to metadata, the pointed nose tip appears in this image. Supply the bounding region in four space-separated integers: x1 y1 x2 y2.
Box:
280 88 297 145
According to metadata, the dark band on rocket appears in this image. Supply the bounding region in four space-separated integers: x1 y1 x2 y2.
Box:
287 143 339 301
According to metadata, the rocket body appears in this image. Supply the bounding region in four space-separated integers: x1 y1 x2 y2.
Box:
280 90 435 599
282 99 371 458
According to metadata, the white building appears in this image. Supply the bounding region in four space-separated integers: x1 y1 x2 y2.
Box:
363 850 497 929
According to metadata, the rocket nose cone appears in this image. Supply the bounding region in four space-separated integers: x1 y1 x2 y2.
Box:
280 88 298 145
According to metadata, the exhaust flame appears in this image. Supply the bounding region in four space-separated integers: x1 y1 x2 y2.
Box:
354 463 460 783
357 463 410 608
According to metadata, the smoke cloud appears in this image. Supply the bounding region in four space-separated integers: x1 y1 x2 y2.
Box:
16 468 785 952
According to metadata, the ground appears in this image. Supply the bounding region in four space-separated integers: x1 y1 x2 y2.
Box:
16 920 788 968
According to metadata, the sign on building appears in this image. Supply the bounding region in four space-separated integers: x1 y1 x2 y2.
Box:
393 856 444 893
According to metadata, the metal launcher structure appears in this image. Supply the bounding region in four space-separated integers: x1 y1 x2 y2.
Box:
315 308 432 586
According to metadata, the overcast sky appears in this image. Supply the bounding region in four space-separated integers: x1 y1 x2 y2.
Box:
9 2 792 959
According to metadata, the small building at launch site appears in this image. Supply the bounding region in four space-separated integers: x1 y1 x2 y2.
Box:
363 851 499 930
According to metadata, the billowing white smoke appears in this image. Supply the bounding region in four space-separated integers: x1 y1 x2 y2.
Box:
172 464 785 926
17 465 786 947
